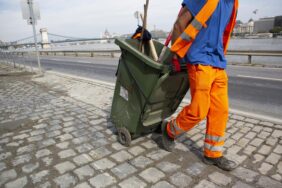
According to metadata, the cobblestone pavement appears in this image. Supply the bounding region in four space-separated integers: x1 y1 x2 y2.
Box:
0 64 282 188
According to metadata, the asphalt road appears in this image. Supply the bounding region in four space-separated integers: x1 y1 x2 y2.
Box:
14 55 282 120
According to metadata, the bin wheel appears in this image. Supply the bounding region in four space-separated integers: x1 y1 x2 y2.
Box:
117 127 131 147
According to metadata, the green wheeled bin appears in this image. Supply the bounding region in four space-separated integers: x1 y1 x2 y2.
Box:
111 38 189 146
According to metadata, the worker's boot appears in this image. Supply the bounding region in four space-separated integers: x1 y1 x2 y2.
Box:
203 156 238 171
161 120 175 152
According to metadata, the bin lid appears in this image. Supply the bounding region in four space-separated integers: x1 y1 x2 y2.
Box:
115 38 170 73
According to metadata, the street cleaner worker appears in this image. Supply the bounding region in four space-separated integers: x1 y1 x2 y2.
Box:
162 0 239 171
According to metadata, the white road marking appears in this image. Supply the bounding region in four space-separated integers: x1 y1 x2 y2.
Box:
237 75 282 82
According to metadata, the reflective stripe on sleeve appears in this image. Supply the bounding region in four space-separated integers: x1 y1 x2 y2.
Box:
180 33 191 42
190 19 203 31
205 134 225 142
204 143 223 152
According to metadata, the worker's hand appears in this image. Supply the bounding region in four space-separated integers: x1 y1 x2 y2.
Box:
172 56 181 72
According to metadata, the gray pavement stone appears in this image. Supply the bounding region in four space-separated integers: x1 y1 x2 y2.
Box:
118 176 147 188
0 152 12 161
259 121 274 127
75 143 93 153
208 172 232 186
0 162 6 172
237 138 250 147
46 130 61 138
231 167 259 183
58 149 77 159
74 165 95 180
53 173 78 188
72 137 89 145
272 130 282 138
13 134 29 140
152 181 175 188
34 123 48 129
194 180 217 188
74 182 92 188
41 156 53 166
89 173 117 188
257 176 282 188
232 181 254 188
91 138 108 148
110 150 133 163
244 118 259 124
156 161 181 173
258 145 272 155
73 154 93 166
17 144 35 154
111 163 137 179
91 158 116 170
266 137 278 146
6 142 22 147
130 156 153 168
249 138 264 147
39 138 56 148
245 132 257 139
0 169 17 186
12 154 32 166
258 162 274 175
56 134 73 142
54 161 76 174
5 176 27 188
252 126 263 133
265 153 281 165
0 138 10 144
89 147 112 160
272 174 282 182
128 146 145 156
253 154 265 163
243 145 257 155
36 149 52 159
277 161 282 174
139 167 165 183
146 149 170 161
28 135 43 142
273 145 282 154
111 142 126 150
258 131 271 139
186 162 206 176
30 129 46 136
22 162 39 173
227 145 242 154
169 172 192 188
30 170 49 184
56 142 70 149
141 140 158 149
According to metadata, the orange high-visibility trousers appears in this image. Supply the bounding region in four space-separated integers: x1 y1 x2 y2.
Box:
167 64 229 158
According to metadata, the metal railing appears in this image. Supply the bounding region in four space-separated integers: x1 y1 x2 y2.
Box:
1 49 282 72
227 50 282 64
11 49 282 64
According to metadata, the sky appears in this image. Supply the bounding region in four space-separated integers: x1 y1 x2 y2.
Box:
0 0 282 42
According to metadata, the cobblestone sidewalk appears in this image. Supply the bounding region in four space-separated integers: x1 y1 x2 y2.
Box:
0 64 282 188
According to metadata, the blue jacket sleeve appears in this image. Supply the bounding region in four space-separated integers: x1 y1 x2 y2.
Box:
182 0 206 16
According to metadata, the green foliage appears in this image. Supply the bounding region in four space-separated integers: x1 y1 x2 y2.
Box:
269 27 282 33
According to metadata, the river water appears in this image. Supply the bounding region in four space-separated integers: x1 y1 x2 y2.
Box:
227 38 282 66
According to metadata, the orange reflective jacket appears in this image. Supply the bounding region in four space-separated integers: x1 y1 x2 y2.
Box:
171 0 238 58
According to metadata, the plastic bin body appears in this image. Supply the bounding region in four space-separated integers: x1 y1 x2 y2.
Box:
111 38 189 138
